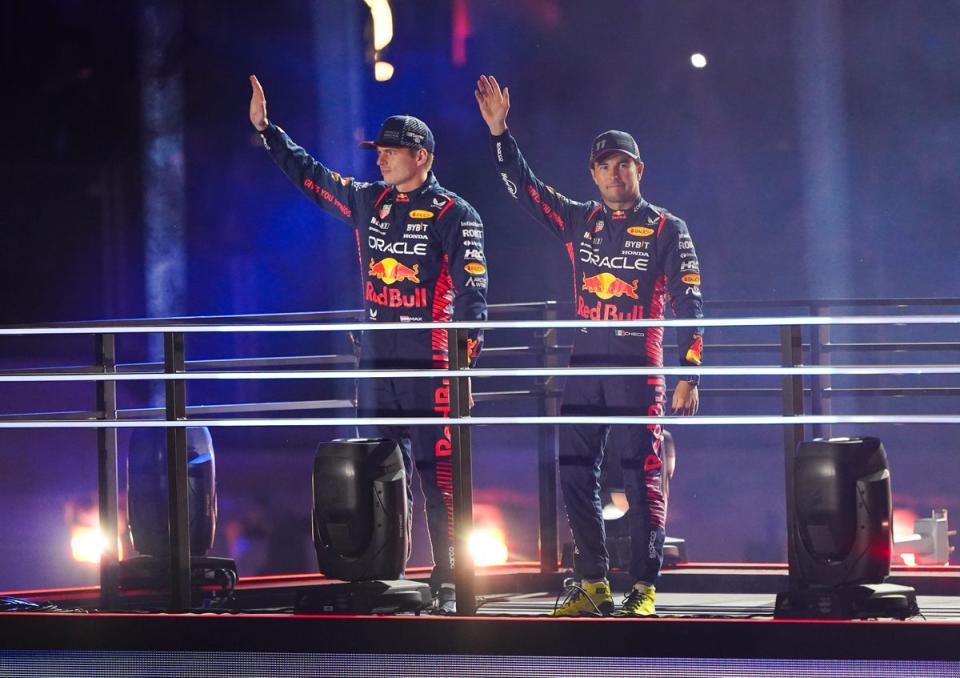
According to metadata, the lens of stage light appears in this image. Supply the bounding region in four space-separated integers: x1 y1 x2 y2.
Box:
469 527 508 566
601 491 629 521
691 53 707 68
602 503 625 521
70 526 106 564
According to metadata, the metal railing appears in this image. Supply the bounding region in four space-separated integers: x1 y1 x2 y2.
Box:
1 298 959 613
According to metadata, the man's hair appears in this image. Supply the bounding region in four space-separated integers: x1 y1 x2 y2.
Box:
407 146 434 171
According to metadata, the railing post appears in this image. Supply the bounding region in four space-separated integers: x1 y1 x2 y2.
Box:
536 304 560 574
448 327 476 615
163 331 191 610
810 303 832 439
95 333 120 609
781 324 805 587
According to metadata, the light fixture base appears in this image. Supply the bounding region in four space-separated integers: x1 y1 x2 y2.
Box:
774 582 919 620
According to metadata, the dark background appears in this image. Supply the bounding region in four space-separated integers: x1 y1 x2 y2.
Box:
0 0 958 589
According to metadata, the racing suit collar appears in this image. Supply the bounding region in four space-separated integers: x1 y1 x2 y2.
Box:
392 171 439 199
601 196 647 218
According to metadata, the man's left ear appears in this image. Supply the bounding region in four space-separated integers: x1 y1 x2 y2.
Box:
417 148 430 167
637 160 645 181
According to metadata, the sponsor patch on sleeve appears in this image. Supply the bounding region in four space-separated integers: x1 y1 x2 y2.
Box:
685 334 703 365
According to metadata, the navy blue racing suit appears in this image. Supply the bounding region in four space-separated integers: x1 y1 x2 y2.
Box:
260 123 488 588
491 130 703 585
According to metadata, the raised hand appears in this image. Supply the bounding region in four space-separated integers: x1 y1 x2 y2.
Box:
474 74 510 136
249 74 269 132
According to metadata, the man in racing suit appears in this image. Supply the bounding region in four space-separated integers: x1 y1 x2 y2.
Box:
476 75 702 616
250 75 488 612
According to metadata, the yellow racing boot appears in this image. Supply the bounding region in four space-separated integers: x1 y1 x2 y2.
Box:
614 582 657 617
550 577 614 617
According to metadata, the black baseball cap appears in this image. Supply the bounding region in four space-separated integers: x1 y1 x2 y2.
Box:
360 115 435 154
589 130 641 165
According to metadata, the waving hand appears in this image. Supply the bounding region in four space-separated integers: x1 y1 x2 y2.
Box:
474 74 510 136
249 74 269 132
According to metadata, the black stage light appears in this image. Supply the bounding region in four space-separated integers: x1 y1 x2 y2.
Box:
775 437 919 619
120 427 237 606
295 438 430 614
127 427 217 557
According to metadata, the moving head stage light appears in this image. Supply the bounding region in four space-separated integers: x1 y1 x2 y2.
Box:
295 438 431 614
121 427 237 606
775 437 919 620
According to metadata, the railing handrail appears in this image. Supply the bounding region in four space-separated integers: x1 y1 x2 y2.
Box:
2 364 960 383
706 297 960 310
1 414 959 429
2 313 960 336
2 296 958 332
0 300 562 331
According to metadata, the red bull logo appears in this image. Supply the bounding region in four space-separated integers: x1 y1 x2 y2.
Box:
627 226 654 237
686 334 703 365
576 296 644 320
365 282 428 308
681 273 701 285
368 257 420 284
582 272 639 300
647 377 666 442
433 382 454 456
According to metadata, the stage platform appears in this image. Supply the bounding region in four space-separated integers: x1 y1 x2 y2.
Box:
3 564 960 676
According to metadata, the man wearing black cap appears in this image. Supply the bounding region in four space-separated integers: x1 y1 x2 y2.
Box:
476 75 703 616
250 75 488 613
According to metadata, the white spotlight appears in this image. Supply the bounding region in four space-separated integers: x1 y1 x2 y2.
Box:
374 60 395 82
364 0 394 51
690 53 707 69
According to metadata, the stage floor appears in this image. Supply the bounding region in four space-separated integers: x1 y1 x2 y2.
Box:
476 590 960 620
5 562 960 620
4 564 960 676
